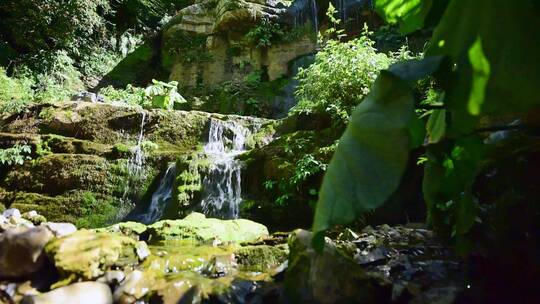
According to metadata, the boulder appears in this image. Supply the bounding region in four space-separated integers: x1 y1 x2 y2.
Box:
2 208 21 219
41 222 77 237
147 212 269 243
0 227 54 278
22 282 113 304
284 229 391 303
45 230 149 280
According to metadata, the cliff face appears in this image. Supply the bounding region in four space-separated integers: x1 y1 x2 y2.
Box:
0 102 271 227
162 0 319 86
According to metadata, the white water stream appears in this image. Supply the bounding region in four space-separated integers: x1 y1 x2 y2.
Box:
199 118 251 219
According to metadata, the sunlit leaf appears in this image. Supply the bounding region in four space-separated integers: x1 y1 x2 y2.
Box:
427 0 540 115
312 71 416 249
426 109 446 143
374 0 433 33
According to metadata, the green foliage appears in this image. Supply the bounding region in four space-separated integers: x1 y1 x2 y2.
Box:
75 192 118 228
246 18 284 48
145 79 186 110
314 0 540 255
0 144 32 166
293 27 401 123
0 67 34 114
312 71 417 248
374 0 433 34
246 18 314 48
100 79 186 109
0 0 112 53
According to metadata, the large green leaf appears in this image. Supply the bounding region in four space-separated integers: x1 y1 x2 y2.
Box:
374 0 433 33
426 109 446 143
427 0 540 115
312 71 416 247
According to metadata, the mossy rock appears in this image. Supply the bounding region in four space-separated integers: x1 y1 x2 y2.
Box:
147 212 269 243
40 134 113 156
45 230 149 281
5 191 121 228
95 222 148 240
235 244 288 272
3 154 111 196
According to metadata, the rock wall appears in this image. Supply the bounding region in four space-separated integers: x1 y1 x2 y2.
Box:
162 0 318 87
0 102 272 227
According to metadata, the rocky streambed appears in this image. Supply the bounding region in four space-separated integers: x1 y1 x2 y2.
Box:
0 208 467 304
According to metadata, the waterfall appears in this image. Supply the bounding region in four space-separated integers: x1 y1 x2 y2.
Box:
311 0 319 33
127 163 176 224
199 118 250 219
272 54 315 118
127 111 147 179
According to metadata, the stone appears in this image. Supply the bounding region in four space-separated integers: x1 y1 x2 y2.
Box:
0 227 54 278
112 270 145 303
3 208 21 219
98 270 126 286
284 229 391 303
22 211 47 225
41 222 77 237
45 230 149 280
147 212 269 243
21 282 113 304
95 222 147 240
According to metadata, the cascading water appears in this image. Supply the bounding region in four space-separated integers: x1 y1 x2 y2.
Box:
127 163 177 224
272 54 315 118
127 110 147 180
199 118 250 219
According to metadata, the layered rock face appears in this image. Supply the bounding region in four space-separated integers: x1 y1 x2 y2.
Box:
0 102 271 226
162 0 318 86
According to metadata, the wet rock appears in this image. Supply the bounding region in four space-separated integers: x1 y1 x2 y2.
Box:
202 254 238 278
0 227 54 278
97 270 126 286
45 230 149 281
147 212 268 243
284 229 391 303
22 282 113 304
112 270 145 303
41 222 77 237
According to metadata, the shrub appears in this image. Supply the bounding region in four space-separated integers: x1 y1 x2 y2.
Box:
0 67 34 114
292 27 400 123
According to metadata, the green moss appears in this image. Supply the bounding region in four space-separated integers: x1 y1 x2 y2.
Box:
235 244 289 272
45 230 147 281
147 212 269 244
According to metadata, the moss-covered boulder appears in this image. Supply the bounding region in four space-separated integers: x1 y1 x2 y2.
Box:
45 230 150 281
234 244 288 272
147 212 269 243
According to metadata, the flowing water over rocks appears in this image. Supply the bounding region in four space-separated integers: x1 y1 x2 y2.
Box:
127 163 177 224
199 119 251 219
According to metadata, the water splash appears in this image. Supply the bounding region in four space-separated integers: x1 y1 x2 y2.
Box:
200 118 250 219
128 163 177 224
